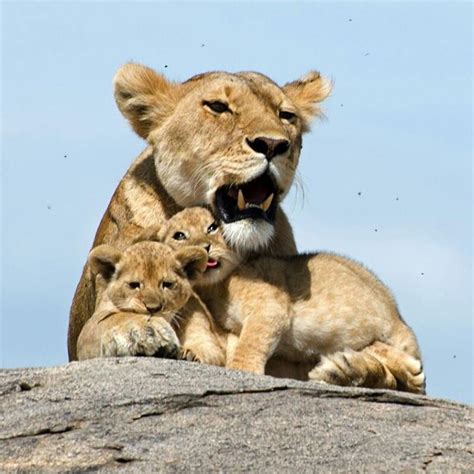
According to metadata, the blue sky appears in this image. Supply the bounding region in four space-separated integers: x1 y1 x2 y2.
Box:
1 1 472 404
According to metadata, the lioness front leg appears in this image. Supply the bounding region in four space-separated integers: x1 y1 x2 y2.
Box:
77 312 180 360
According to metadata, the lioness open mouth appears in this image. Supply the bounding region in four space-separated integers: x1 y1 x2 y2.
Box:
215 173 278 224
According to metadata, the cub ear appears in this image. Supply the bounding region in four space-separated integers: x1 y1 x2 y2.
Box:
283 71 333 131
113 62 180 140
133 225 166 244
88 245 122 281
175 246 208 281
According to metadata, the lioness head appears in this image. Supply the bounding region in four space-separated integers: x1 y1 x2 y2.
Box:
88 241 208 321
140 207 241 286
114 63 331 253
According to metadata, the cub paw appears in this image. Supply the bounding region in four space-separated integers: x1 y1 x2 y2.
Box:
308 350 398 390
101 316 180 358
398 355 426 394
226 358 265 375
308 353 354 387
180 348 199 362
180 342 226 366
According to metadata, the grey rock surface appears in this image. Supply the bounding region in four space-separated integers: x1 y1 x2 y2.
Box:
0 358 472 472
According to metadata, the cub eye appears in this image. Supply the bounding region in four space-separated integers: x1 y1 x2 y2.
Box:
173 231 187 241
203 100 229 114
162 281 174 289
279 110 297 122
128 281 141 290
207 222 218 233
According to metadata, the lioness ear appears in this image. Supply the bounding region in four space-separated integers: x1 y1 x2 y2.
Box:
283 71 332 131
114 62 180 140
175 246 208 281
88 245 122 281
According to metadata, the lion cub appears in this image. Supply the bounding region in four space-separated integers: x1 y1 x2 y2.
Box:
77 240 224 363
159 207 425 394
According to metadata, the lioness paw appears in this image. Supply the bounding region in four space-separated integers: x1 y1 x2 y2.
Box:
101 317 180 358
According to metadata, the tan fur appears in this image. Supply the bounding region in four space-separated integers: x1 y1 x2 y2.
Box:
69 63 331 360
161 207 425 394
76 240 224 364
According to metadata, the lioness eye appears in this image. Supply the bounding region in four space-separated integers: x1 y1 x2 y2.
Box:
279 110 296 122
207 222 218 233
162 281 174 289
203 100 229 114
173 231 187 241
128 281 140 290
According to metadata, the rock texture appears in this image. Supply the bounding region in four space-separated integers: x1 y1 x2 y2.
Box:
0 358 472 472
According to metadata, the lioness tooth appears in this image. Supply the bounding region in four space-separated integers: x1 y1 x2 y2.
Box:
262 193 274 212
237 189 246 210
245 203 259 209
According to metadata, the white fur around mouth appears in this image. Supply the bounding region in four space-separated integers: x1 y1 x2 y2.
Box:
222 219 274 253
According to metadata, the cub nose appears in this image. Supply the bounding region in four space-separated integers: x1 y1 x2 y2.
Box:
145 302 163 314
204 244 211 253
246 137 290 161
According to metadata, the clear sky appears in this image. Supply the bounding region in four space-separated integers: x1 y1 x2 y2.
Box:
1 1 472 404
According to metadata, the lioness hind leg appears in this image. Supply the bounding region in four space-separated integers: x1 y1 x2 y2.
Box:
308 349 397 391
364 341 426 394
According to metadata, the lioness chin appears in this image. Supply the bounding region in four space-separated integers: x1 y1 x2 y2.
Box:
68 64 331 361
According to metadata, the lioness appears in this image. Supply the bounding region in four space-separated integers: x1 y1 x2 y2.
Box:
77 240 225 365
158 207 425 394
69 63 331 360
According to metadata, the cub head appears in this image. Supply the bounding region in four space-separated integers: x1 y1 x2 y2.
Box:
114 63 331 254
139 207 240 287
88 241 208 321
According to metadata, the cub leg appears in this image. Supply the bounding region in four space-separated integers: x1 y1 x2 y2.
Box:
309 342 425 394
364 341 425 394
227 306 290 374
176 296 226 367
225 333 240 364
308 347 398 391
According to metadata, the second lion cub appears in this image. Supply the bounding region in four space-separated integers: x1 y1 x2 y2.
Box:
158 207 425 394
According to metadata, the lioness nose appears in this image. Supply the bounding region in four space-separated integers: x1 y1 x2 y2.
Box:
246 137 290 161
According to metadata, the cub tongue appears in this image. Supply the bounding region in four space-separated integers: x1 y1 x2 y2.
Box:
207 258 219 269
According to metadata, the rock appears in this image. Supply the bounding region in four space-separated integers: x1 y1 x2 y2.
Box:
0 358 472 471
